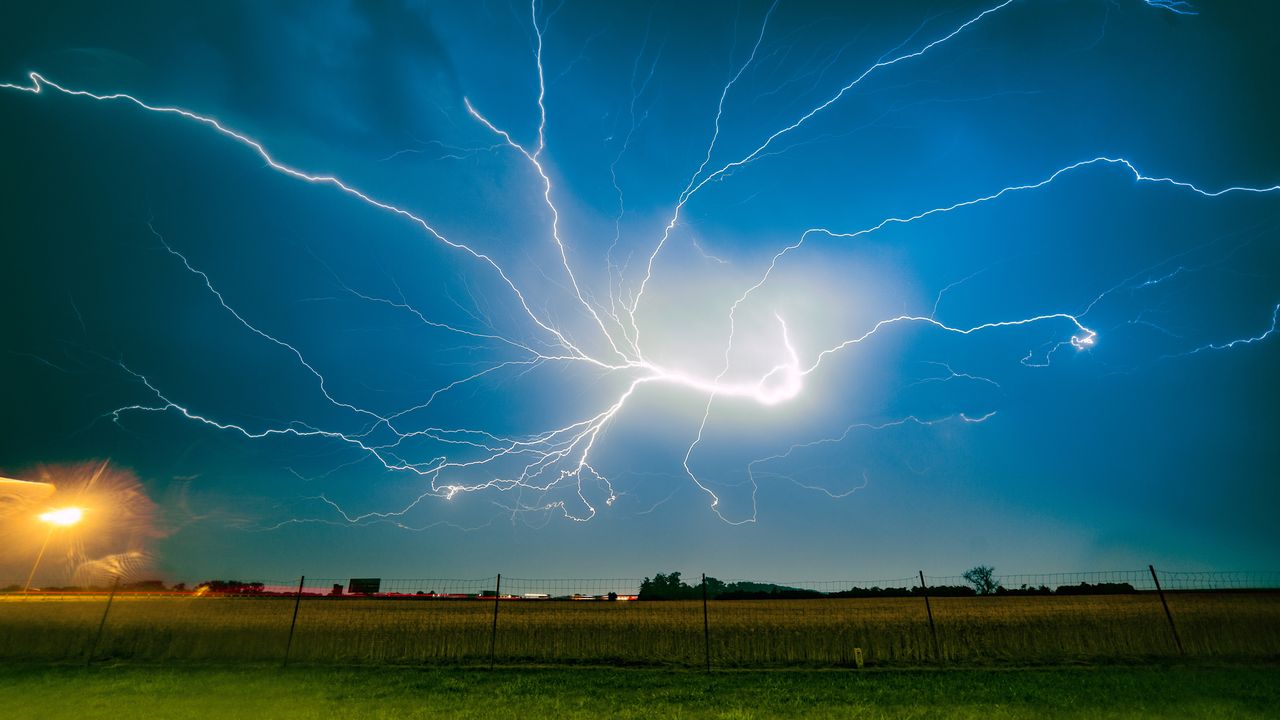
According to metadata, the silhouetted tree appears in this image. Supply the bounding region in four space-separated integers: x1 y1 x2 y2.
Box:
639 571 708 600
962 565 1001 595
703 576 725 597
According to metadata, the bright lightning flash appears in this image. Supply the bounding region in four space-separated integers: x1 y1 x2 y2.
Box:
2 0 1276 526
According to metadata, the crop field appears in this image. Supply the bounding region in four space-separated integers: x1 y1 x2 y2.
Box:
4 664 1280 720
2 591 1277 667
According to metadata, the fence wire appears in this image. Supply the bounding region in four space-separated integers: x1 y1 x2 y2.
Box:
1 569 1276 666
920 569 1280 593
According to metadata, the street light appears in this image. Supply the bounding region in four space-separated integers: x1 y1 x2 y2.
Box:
38 507 83 527
24 506 85 592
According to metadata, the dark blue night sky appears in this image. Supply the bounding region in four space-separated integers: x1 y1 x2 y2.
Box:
2 0 1277 583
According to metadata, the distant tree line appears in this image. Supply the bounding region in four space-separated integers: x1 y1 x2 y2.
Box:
637 569 1138 600
0 571 1142 597
196 580 267 594
0 579 271 594
0 579 188 593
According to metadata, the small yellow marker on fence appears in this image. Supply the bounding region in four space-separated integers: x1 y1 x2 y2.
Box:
853 647 864 669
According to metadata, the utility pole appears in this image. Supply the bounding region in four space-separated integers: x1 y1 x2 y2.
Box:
283 575 305 666
702 573 711 673
1149 565 1184 655
489 574 501 669
919 571 941 661
86 576 120 666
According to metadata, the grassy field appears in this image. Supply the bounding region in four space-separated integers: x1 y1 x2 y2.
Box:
1 592 1277 666
0 663 1277 719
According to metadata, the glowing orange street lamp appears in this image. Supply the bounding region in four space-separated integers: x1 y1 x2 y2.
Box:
24 507 85 592
39 507 84 527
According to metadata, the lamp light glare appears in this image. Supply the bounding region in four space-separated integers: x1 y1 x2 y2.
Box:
38 507 83 527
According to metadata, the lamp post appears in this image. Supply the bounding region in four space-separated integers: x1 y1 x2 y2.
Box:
23 507 84 592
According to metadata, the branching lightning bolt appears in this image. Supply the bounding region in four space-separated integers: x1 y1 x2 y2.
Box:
3 0 1276 527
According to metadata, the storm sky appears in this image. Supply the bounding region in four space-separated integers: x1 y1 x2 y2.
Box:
1 0 1277 584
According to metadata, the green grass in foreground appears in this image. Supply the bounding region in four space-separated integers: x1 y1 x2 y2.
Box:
0 664 1276 719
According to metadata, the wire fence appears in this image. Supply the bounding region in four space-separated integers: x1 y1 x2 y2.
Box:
1 568 1277 667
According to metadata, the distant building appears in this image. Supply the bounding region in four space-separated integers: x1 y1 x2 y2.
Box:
347 578 381 595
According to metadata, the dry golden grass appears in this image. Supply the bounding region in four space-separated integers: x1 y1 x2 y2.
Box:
0 592 1275 666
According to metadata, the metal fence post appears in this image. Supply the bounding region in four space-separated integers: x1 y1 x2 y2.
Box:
919 571 941 662
283 575 305 666
1149 565 1184 655
489 573 501 669
702 573 711 672
86 576 120 666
